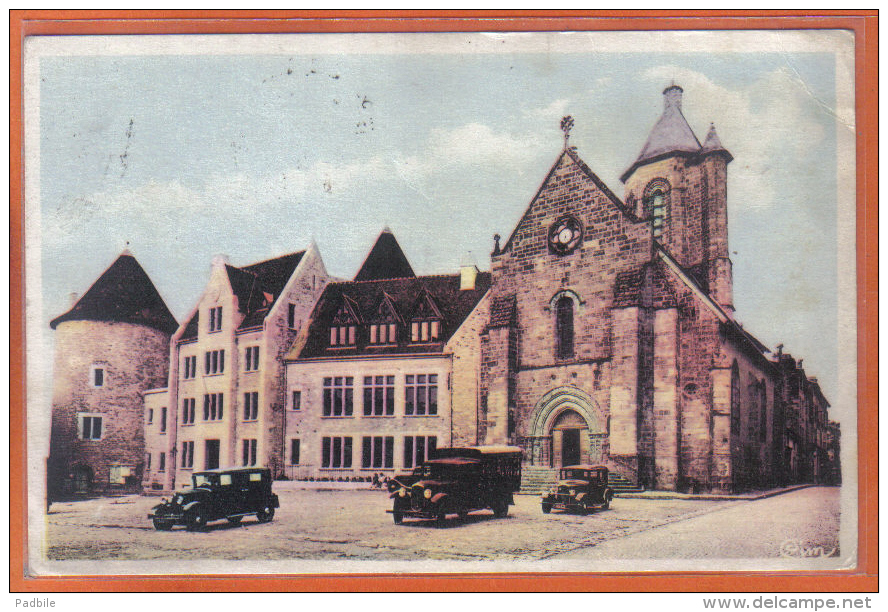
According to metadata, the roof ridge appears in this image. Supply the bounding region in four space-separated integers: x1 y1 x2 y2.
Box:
239 249 306 270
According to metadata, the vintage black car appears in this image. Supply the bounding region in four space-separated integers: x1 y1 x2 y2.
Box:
148 467 279 531
541 464 614 514
387 446 522 524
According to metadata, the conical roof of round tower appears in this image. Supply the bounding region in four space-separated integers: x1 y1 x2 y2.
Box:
700 122 733 162
621 85 702 182
50 251 178 334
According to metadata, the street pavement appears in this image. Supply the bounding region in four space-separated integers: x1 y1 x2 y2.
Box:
41 486 840 564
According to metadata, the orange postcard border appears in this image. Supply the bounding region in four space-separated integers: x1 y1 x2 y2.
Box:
9 10 878 593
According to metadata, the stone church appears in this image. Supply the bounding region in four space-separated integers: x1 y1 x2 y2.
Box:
480 85 816 493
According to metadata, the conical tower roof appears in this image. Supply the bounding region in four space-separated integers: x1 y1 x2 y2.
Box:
700 122 733 162
621 85 702 182
50 251 178 334
354 228 416 281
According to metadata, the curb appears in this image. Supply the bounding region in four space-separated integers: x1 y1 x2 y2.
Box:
614 483 814 502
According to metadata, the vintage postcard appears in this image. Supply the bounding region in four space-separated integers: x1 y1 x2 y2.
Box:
21 26 860 580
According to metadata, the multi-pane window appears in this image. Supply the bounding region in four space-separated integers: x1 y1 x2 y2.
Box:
208 306 223 332
182 398 196 424
291 390 302 411
158 452 166 472
290 439 301 465
244 346 260 371
329 325 357 346
204 350 225 375
411 320 440 342
322 377 354 417
403 435 437 469
243 391 259 421
160 406 167 433
321 436 353 468
361 436 394 469
181 441 194 468
363 376 395 416
80 415 102 440
405 374 438 416
288 303 297 329
182 355 197 379
369 323 398 344
242 439 257 466
90 366 105 388
650 192 666 238
203 393 224 421
556 295 575 360
146 408 154 424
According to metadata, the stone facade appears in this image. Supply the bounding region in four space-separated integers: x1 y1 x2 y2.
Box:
142 244 330 492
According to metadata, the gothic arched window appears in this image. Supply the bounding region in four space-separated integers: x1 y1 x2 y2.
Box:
555 295 575 360
730 362 741 436
643 179 670 239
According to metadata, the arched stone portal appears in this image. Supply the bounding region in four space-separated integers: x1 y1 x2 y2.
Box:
524 387 606 467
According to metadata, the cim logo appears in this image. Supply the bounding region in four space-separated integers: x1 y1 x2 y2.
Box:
779 538 838 558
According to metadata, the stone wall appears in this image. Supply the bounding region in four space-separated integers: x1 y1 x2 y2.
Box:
49 320 170 495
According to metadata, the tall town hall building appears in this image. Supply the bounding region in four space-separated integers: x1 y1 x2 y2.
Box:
48 85 839 496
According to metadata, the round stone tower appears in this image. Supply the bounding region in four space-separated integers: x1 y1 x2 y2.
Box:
48 251 177 497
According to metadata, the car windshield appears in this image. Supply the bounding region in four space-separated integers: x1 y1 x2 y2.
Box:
192 473 218 487
561 469 591 480
419 462 477 480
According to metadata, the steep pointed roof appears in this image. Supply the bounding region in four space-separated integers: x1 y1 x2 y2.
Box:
621 85 702 182
50 252 177 334
700 123 734 162
354 228 416 281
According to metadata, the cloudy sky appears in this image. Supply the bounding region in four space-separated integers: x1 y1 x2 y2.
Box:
26 31 855 421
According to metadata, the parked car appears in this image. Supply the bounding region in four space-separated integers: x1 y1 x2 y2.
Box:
541 464 614 514
387 445 522 524
148 467 279 531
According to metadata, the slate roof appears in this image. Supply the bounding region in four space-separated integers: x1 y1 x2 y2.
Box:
291 272 491 359
50 251 177 335
620 85 731 182
180 250 305 340
354 228 416 281
700 123 733 162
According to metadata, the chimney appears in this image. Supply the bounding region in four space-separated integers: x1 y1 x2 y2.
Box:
663 84 683 111
211 254 230 269
460 265 479 291
69 292 79 306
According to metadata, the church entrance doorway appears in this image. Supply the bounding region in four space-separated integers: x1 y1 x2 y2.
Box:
550 409 592 467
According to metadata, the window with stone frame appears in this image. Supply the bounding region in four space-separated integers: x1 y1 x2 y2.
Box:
204 349 225 374
403 435 437 469
89 365 105 388
79 414 102 440
160 406 167 432
203 393 224 421
159 452 166 472
368 292 402 345
208 305 223 332
555 295 575 360
182 355 197 379
181 397 196 425
409 290 443 343
323 376 354 417
243 391 259 421
321 436 353 468
181 440 194 468
244 346 260 371
290 438 301 465
363 375 395 416
747 380 760 439
361 436 394 469
643 178 670 239
330 295 360 346
242 439 257 466
405 374 438 416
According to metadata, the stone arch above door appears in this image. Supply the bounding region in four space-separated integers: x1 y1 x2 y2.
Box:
528 386 605 438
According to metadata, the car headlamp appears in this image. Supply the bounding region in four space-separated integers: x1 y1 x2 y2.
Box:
423 488 432 499
398 488 406 497
569 489 576 497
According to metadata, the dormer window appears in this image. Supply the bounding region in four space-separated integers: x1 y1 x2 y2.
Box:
411 320 440 342
330 296 361 347
367 292 402 345
410 289 443 343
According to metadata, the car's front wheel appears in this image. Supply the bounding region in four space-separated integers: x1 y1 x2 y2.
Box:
602 493 612 510
186 508 207 531
256 505 275 523
492 498 509 518
541 503 552 514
